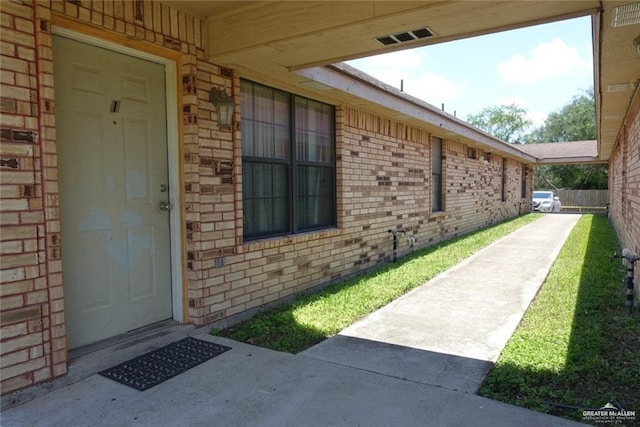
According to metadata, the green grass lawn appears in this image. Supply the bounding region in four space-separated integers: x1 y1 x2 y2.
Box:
213 213 542 353
479 214 640 424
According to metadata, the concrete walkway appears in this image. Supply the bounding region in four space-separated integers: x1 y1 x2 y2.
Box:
302 213 581 393
1 214 585 427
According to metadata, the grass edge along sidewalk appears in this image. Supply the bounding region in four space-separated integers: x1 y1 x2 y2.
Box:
212 213 542 354
480 214 640 425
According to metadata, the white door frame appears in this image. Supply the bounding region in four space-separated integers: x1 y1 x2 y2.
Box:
52 27 184 324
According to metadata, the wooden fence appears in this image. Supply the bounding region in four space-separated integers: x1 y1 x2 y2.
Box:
556 189 608 208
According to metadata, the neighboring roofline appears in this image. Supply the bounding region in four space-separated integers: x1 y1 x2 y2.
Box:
297 63 538 163
517 140 604 165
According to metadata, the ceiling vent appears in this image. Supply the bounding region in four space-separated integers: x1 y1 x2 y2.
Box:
611 2 640 27
607 82 632 92
376 27 435 46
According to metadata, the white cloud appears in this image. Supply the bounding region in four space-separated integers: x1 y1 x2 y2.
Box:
360 68 462 106
497 38 586 82
404 73 463 106
348 51 463 107
528 111 548 127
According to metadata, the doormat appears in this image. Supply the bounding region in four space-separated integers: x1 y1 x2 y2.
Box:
99 337 231 391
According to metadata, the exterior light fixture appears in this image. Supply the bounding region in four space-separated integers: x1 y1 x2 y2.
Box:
209 87 235 129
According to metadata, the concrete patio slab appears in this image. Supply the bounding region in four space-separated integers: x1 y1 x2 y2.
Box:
1 335 584 427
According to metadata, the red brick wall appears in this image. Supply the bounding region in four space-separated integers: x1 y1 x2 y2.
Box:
609 89 640 294
0 0 532 394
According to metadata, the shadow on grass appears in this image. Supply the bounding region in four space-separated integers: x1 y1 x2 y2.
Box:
480 215 640 425
218 214 540 353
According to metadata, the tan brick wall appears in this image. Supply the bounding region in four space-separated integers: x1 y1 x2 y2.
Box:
0 0 234 394
0 0 533 394
609 90 640 294
1 0 57 396
197 106 532 328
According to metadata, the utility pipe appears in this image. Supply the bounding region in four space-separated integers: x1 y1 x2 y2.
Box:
611 249 640 313
388 229 406 263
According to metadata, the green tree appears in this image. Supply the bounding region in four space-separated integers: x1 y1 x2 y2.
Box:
525 88 607 190
524 88 596 143
535 163 608 190
466 104 532 143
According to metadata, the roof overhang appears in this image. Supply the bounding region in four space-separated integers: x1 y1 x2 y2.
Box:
298 63 537 162
161 1 640 164
164 1 600 69
517 140 605 165
596 2 640 162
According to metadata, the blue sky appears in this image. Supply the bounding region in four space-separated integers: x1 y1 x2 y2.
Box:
346 16 594 129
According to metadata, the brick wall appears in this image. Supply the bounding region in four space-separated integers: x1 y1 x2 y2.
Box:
609 89 640 293
1 0 60 396
0 0 236 395
0 0 532 395
198 106 532 329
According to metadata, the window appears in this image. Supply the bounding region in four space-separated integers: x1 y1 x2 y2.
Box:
501 158 507 202
241 80 336 240
521 163 527 198
467 147 477 159
431 137 443 212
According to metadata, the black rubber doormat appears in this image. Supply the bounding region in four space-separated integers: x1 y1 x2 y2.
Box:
99 337 231 391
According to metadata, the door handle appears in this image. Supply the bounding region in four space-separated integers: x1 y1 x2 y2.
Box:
159 201 172 211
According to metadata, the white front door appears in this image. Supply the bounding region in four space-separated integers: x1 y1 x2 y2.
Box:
54 35 173 349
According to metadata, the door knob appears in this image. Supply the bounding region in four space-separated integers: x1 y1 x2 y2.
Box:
159 201 172 211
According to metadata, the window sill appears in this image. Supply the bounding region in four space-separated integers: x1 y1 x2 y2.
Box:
242 227 341 252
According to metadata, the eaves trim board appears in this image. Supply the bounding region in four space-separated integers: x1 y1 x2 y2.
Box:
533 157 606 165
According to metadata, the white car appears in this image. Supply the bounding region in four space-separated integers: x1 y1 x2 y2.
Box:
532 191 562 212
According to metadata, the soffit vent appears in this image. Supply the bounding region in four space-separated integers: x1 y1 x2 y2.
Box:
376 27 435 46
611 3 640 27
608 82 632 92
